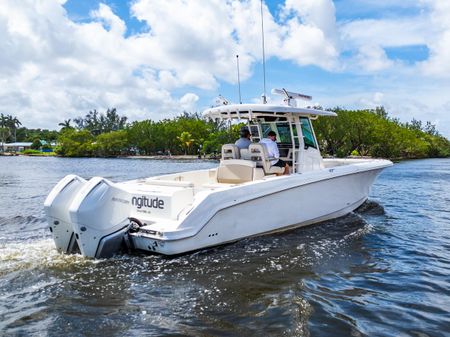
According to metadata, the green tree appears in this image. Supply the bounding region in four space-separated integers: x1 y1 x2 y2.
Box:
23 129 59 143
177 131 194 155
40 106 450 159
74 108 127 134
0 114 21 143
101 108 128 132
423 121 438 136
55 129 94 157
11 116 21 142
314 107 450 159
127 120 158 155
1 114 9 151
31 138 41 150
58 119 73 131
4 115 22 142
94 130 129 157
314 107 352 157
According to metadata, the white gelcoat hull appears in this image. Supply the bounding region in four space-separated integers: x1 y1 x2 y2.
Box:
130 167 383 255
45 158 391 258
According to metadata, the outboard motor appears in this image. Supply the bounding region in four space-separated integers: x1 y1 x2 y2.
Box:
68 177 132 258
44 175 87 254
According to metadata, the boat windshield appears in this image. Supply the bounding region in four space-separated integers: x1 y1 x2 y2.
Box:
258 122 298 146
277 123 299 146
300 117 317 149
249 118 317 151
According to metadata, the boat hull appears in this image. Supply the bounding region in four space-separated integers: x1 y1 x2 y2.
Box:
45 159 391 258
130 167 383 255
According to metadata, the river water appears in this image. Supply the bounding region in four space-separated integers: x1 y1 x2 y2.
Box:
0 156 449 337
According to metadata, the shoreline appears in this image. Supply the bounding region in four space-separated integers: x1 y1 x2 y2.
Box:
0 152 219 160
1 152 448 161
124 155 218 160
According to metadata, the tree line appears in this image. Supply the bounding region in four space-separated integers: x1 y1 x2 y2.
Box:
55 109 240 157
1 107 449 159
314 107 450 159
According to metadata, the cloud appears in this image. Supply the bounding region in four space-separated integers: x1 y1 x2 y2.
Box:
354 45 394 72
179 93 199 111
340 18 429 49
283 0 337 39
0 0 449 138
339 18 429 74
418 1 450 77
90 3 126 36
276 0 339 70
130 0 240 86
0 0 344 130
338 1 450 79
315 83 450 138
0 0 205 128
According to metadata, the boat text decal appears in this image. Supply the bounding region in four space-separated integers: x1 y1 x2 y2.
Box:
132 196 165 210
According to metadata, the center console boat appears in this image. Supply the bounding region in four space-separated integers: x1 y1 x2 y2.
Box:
44 89 392 258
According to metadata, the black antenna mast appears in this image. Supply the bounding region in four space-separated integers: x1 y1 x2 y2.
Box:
236 55 242 104
260 0 267 104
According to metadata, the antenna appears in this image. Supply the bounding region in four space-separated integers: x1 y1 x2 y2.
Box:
236 55 242 104
260 0 267 104
272 88 312 101
216 95 229 106
272 88 312 107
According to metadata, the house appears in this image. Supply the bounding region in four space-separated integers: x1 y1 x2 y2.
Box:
1 142 33 152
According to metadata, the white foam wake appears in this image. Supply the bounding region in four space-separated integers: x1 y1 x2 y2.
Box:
0 239 97 275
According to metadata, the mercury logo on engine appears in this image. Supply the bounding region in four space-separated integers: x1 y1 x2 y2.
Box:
132 196 165 209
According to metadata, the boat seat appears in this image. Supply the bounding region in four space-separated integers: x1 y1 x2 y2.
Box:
221 144 240 160
248 143 284 175
217 159 264 184
240 148 251 160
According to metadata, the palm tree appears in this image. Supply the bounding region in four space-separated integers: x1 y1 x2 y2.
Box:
11 116 21 142
0 114 6 128
0 115 21 142
0 114 8 152
177 131 194 155
58 119 73 131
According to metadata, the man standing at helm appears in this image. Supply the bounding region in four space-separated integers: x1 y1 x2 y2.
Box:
259 131 289 175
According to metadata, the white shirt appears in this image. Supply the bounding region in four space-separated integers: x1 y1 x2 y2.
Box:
259 138 279 165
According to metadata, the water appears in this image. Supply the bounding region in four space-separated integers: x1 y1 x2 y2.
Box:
1 156 449 337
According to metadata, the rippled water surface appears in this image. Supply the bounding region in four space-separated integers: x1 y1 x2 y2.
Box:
1 156 449 337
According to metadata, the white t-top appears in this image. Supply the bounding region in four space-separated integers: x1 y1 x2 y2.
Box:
259 138 279 165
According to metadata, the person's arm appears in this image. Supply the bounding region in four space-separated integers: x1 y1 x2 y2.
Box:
271 141 279 159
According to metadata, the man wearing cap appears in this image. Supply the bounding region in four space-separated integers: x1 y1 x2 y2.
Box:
235 126 252 150
259 131 289 175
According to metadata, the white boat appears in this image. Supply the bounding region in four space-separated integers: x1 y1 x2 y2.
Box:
44 89 392 258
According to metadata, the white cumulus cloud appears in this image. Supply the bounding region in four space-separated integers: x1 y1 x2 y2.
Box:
0 0 449 137
418 1 450 77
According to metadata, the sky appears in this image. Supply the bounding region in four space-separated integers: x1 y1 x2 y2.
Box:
1 0 449 137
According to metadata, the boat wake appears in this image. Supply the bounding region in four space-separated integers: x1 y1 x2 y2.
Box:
0 239 97 276
0 201 382 277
